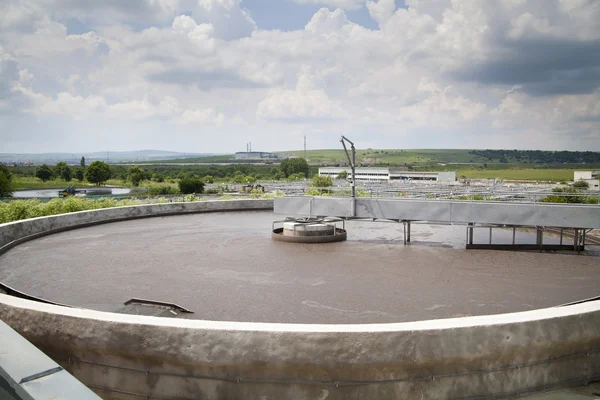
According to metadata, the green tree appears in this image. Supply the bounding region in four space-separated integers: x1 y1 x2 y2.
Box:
152 173 165 182
85 161 111 186
80 156 86 169
178 176 205 194
336 170 348 180
0 165 14 197
280 158 309 178
287 172 306 181
312 174 333 188
35 164 54 182
271 167 285 180
128 165 146 187
573 180 589 189
74 167 85 182
54 162 72 181
232 174 247 184
203 175 214 184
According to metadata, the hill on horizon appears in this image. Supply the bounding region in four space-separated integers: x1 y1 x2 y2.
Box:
0 150 224 164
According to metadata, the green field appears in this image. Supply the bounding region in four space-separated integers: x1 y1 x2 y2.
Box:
279 149 490 164
12 177 96 190
456 169 575 182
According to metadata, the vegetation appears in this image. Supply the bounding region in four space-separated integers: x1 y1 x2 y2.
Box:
178 175 205 194
280 158 309 178
467 150 600 164
74 167 85 182
35 165 54 182
54 162 72 182
573 180 589 189
85 161 111 186
336 170 348 180
288 172 306 181
311 174 333 188
128 165 147 187
146 183 178 195
0 165 14 197
457 168 574 182
540 187 598 204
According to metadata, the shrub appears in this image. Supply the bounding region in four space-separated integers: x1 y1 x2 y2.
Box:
178 177 205 194
146 184 178 195
311 175 333 188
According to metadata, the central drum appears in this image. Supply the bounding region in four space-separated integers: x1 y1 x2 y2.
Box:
272 216 347 243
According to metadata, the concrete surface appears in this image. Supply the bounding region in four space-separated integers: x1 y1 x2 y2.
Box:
520 383 600 399
0 320 101 400
1 211 599 324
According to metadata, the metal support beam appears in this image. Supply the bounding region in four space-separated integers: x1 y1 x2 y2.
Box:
340 136 356 217
560 228 563 246
468 223 474 246
536 227 544 252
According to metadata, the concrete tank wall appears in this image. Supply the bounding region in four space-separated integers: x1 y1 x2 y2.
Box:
2 295 600 400
1 200 600 399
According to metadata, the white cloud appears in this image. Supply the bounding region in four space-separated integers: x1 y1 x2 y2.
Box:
305 8 350 34
1 0 599 152
195 0 256 40
179 108 225 125
292 0 366 10
257 70 346 120
399 80 486 125
366 0 396 27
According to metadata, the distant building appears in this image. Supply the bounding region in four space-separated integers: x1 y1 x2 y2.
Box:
318 167 456 182
235 152 280 160
574 171 600 180
574 171 600 191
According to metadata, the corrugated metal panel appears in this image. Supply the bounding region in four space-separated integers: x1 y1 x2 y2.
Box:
275 197 600 228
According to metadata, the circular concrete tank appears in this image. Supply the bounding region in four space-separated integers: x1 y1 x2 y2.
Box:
1 200 599 400
272 217 347 243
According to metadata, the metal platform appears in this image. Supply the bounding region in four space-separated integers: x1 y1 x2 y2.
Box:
274 197 600 229
275 197 600 251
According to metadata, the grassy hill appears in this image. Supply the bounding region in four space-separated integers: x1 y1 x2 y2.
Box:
278 149 486 164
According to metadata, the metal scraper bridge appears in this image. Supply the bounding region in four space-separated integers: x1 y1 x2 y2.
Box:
274 196 600 252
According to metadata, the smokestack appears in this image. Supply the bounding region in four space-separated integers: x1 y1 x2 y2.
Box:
304 135 306 159
250 142 252 152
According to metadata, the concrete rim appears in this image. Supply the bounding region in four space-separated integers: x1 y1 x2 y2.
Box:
0 199 597 330
1 293 600 331
271 227 347 243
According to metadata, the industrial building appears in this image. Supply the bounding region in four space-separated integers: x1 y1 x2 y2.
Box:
235 152 280 160
318 167 456 182
574 171 600 191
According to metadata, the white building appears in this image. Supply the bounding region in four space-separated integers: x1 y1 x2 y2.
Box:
318 167 456 182
235 152 279 160
574 171 600 191
318 167 389 181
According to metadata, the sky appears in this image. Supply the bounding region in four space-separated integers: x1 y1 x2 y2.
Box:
1 0 599 154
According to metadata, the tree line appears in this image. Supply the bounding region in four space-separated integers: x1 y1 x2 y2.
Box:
1 158 313 197
468 150 600 164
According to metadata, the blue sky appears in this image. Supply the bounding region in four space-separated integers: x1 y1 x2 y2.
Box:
1 0 599 153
